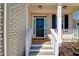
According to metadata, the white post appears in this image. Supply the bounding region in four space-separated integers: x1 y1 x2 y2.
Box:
55 4 62 56
26 4 29 31
4 3 7 56
57 4 62 44
54 40 59 56
25 4 29 56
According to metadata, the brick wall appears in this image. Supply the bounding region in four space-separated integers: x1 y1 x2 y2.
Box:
0 3 4 56
7 3 26 56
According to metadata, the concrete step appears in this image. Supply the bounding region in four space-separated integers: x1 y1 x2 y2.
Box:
31 45 53 50
32 44 52 46
29 50 54 56
30 49 53 52
31 44 52 49
29 44 53 56
29 38 53 56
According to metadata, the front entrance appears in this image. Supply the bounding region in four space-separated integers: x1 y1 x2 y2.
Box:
33 17 47 37
36 18 44 37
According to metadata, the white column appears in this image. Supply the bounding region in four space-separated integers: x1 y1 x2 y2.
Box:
25 4 29 56
57 4 62 44
54 4 62 56
25 4 33 56
54 40 59 56
4 3 7 56
26 4 29 31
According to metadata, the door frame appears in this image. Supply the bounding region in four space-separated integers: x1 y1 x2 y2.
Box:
32 16 47 38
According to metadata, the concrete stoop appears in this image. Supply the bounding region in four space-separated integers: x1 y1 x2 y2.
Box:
29 38 54 56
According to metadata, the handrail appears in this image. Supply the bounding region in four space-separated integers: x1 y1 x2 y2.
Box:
50 29 58 42
25 29 33 56
50 29 59 56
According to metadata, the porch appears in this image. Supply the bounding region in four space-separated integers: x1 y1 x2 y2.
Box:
25 3 79 56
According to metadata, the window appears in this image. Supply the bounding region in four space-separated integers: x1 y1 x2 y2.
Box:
62 15 69 29
52 14 69 29
64 15 69 29
52 14 57 29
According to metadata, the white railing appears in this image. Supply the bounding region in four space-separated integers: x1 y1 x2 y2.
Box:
54 29 73 34
62 29 79 38
73 29 79 39
50 29 79 55
50 29 59 56
52 29 79 39
25 29 33 56
62 29 73 34
53 29 74 34
61 29 79 42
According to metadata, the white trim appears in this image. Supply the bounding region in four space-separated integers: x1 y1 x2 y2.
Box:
4 3 7 56
35 17 36 37
44 18 45 37
57 4 62 44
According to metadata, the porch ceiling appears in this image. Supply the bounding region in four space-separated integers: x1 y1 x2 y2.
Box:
62 6 79 14
28 4 57 14
28 3 79 14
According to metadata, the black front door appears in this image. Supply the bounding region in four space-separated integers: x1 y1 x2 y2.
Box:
36 18 44 37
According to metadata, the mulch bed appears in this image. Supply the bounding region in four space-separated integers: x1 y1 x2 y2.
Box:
59 42 79 56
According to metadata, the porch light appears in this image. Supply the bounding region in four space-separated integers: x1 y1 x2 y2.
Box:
38 5 43 9
62 6 67 9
